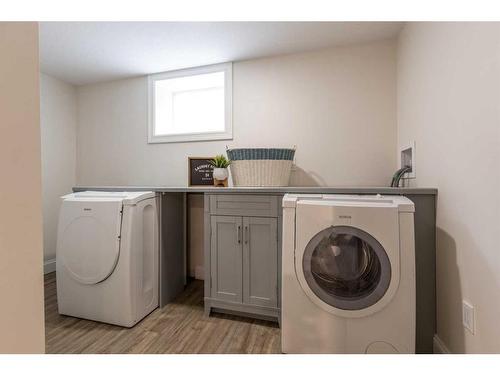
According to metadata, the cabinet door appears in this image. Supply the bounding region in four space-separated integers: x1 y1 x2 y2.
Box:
210 215 243 302
242 217 278 308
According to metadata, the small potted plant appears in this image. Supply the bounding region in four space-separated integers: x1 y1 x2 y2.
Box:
210 155 231 187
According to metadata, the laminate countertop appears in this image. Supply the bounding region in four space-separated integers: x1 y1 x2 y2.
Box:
73 186 437 195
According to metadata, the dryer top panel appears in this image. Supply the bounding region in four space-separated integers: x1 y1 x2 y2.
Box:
283 194 415 212
61 191 155 205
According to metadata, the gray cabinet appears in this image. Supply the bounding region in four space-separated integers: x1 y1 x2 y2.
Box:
242 217 278 308
204 194 281 322
210 215 242 302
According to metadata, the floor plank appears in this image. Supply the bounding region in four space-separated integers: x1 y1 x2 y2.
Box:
44 272 281 354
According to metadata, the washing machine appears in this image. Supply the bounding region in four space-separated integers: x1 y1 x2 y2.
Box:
281 194 415 353
56 191 159 327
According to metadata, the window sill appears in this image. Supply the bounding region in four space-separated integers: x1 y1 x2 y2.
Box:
148 131 233 144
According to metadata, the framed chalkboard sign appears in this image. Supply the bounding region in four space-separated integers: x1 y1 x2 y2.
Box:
188 157 214 186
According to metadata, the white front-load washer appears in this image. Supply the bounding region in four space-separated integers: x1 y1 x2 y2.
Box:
56 191 159 327
281 194 415 353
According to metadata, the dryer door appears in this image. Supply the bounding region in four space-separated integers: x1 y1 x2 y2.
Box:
301 225 391 311
294 201 400 318
57 199 123 285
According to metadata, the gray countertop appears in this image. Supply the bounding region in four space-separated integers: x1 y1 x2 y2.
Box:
73 186 437 195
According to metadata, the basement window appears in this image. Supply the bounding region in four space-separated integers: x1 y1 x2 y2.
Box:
148 62 233 143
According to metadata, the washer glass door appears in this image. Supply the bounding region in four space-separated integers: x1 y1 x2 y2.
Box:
302 226 391 310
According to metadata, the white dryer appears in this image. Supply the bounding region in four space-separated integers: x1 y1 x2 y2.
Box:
281 194 415 353
56 191 159 327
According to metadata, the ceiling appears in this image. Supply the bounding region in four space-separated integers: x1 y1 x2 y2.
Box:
39 22 404 86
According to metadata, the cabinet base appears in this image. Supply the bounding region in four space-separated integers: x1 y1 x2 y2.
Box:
204 298 280 325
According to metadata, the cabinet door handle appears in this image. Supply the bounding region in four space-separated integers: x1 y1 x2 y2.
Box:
244 226 249 244
237 225 241 244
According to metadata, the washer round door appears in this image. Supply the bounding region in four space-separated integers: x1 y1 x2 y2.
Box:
57 201 122 285
300 225 392 312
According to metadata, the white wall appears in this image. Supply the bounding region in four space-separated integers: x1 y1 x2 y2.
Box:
0 22 45 353
76 39 398 278
76 39 397 187
398 22 500 353
40 74 77 266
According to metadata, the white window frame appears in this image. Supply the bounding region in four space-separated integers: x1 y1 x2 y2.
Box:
148 62 233 144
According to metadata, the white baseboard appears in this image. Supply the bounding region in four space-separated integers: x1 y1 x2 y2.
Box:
44 258 56 274
433 334 451 354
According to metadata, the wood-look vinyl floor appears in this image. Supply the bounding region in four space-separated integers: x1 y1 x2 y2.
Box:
44 272 281 354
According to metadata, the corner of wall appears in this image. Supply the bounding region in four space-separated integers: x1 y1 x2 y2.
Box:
433 335 452 354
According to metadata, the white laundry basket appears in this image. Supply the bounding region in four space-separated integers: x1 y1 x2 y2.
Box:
227 148 296 187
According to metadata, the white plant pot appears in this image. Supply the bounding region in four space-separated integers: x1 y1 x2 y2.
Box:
213 168 229 181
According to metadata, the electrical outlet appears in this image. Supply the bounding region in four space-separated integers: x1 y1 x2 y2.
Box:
462 301 475 334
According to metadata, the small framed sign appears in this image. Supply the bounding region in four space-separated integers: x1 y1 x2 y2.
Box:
188 157 214 186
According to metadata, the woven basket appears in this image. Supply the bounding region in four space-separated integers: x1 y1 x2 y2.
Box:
227 148 295 187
